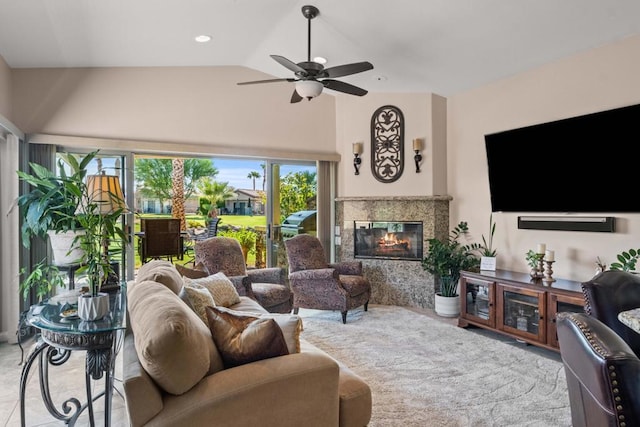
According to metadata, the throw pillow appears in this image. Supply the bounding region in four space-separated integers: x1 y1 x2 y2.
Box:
175 263 209 279
185 272 241 307
205 306 289 368
179 282 216 325
219 307 303 354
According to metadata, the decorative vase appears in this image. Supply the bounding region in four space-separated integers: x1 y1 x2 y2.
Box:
434 293 460 317
77 293 110 321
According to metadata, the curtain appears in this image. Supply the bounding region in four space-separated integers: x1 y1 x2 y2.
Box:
316 160 336 262
0 133 20 343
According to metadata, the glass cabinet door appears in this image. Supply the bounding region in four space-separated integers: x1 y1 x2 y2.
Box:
547 293 584 348
497 285 546 342
460 277 495 327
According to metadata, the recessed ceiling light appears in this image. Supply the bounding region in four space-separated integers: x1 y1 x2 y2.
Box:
195 35 212 43
313 56 327 64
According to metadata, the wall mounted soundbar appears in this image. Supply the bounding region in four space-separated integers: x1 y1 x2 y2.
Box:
517 216 615 232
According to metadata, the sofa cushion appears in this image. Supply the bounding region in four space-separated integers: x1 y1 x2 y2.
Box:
205 306 289 368
128 280 222 395
175 262 209 279
185 272 241 307
135 260 183 295
179 282 216 325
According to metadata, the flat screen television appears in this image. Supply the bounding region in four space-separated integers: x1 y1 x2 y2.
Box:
484 103 640 213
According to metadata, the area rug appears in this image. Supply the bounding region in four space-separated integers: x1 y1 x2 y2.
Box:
298 304 571 427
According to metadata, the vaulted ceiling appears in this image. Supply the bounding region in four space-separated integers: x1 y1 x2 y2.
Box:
1 0 639 96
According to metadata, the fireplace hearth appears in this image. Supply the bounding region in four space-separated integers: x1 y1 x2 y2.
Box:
354 221 423 261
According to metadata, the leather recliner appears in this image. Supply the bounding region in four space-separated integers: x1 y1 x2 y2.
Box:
556 312 640 427
581 270 640 356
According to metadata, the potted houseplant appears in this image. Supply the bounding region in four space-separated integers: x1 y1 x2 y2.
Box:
13 151 98 265
74 172 128 320
480 214 497 271
422 221 481 317
15 150 128 318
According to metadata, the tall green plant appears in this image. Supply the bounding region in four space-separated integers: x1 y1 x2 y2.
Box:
421 221 481 297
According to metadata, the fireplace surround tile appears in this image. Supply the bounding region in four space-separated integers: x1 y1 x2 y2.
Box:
336 196 451 310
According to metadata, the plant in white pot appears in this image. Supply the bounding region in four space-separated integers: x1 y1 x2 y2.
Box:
422 221 481 317
75 172 128 321
13 152 98 266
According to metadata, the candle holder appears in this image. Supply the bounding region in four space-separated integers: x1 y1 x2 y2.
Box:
543 260 556 284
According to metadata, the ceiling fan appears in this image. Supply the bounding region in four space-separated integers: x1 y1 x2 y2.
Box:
237 5 374 103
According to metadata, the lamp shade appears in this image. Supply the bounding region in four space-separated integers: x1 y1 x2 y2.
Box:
85 173 128 214
295 80 323 99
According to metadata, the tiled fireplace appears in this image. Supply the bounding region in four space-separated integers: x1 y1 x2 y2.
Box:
336 196 451 309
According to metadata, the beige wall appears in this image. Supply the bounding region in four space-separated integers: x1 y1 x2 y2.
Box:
448 34 640 281
11 66 337 156
0 55 11 120
336 92 446 197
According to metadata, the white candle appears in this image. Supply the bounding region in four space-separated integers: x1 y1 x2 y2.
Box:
545 250 555 262
537 243 546 254
352 142 363 155
413 139 422 151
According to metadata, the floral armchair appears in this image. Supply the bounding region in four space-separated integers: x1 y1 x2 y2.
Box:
284 234 370 323
194 236 293 313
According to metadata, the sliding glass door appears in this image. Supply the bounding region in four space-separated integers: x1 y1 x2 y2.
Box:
265 160 317 269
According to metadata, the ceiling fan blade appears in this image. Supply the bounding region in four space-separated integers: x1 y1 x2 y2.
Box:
237 78 295 86
322 61 374 79
271 55 308 75
322 79 368 96
290 89 303 103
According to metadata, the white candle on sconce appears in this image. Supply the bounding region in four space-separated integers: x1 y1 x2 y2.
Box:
352 142 363 155
545 250 555 262
412 139 422 151
537 243 546 254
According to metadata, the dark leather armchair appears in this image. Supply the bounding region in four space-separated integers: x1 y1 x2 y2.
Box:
284 234 370 324
556 312 640 427
581 270 640 356
194 236 293 313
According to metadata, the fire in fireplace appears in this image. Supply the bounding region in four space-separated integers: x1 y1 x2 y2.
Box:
354 221 423 261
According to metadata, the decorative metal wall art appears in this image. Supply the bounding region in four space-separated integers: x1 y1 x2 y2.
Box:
371 105 404 183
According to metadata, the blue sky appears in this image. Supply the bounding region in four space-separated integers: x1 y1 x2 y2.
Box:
212 158 315 191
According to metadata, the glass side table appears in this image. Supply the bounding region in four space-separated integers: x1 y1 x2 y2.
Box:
19 288 127 427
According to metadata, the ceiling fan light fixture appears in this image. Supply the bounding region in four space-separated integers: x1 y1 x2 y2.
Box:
296 80 323 100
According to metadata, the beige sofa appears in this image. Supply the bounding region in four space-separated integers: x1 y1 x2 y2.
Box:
123 260 372 427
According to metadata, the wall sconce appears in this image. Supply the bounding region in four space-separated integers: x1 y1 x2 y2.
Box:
413 139 423 173
353 142 363 175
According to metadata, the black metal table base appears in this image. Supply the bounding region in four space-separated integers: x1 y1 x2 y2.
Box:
19 330 119 427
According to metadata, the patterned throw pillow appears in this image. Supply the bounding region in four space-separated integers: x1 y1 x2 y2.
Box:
205 306 289 368
184 272 241 307
179 282 216 325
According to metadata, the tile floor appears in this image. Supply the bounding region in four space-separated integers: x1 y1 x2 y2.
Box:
0 336 128 427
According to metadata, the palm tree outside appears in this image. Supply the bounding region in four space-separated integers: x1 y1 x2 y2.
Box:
247 171 261 190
